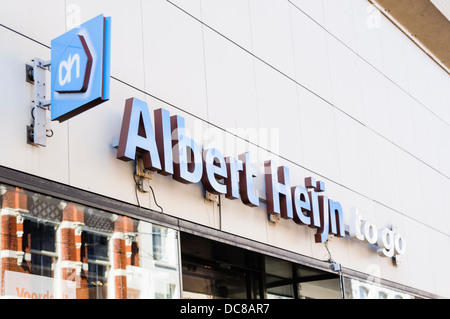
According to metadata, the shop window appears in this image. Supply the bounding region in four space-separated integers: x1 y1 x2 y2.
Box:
0 184 181 299
344 277 418 299
180 232 342 299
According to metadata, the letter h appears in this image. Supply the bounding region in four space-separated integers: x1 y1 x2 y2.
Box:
265 160 293 219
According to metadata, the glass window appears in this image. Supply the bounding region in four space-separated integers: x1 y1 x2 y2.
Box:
85 232 109 299
297 278 342 299
126 223 180 299
28 220 57 278
180 232 342 299
343 277 418 299
379 291 388 299
359 286 369 299
264 256 295 299
0 184 181 299
86 233 109 261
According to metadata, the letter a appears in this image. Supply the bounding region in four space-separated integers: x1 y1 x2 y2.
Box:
117 97 162 171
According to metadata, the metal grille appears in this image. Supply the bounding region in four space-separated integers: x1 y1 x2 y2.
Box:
28 195 62 222
84 208 114 232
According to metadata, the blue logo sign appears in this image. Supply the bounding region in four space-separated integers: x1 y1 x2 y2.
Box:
51 14 111 122
54 34 92 93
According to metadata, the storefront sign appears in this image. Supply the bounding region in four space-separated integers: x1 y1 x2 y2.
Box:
349 208 407 258
116 97 407 259
51 14 111 122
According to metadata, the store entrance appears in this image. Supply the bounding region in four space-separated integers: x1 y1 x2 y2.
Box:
180 233 342 299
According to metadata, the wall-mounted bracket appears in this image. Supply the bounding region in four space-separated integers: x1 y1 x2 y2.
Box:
27 58 51 147
205 191 219 203
268 213 281 224
135 157 153 193
111 139 154 193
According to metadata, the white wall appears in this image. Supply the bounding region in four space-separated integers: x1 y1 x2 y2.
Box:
0 0 449 297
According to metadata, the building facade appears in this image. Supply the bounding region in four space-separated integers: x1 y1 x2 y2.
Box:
0 0 449 299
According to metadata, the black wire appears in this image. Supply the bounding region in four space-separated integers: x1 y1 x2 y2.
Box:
31 107 54 138
133 174 141 207
133 158 163 214
149 184 163 214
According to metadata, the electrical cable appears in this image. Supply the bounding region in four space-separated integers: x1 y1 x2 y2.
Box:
149 184 163 214
324 239 333 263
324 239 346 298
133 157 163 214
133 173 141 207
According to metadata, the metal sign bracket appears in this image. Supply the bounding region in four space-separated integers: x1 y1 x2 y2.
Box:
26 58 51 147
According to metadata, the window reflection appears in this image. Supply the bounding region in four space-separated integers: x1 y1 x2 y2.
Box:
0 184 181 299
344 277 417 299
0 183 423 300
85 232 109 299
27 220 57 278
359 286 368 299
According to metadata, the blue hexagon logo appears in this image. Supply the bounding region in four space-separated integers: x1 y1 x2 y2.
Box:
51 14 111 122
54 34 92 93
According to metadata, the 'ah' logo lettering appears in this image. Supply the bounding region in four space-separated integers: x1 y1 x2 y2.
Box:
58 53 80 86
54 34 92 93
